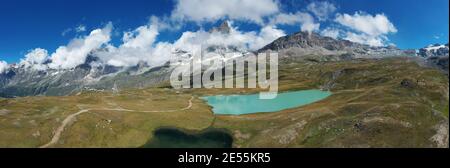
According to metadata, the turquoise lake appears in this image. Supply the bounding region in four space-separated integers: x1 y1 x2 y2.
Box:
202 90 332 115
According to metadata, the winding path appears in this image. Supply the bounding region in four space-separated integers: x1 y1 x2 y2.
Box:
39 110 90 148
39 96 194 148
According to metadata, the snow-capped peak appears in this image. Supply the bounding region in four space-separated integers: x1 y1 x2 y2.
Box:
424 44 447 52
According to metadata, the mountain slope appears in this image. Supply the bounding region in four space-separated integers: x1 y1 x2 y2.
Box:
418 43 449 75
1 28 447 97
0 56 172 97
0 21 242 97
258 31 412 60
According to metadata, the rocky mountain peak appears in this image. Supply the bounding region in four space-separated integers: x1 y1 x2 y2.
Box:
258 31 357 52
209 21 231 34
417 43 449 75
418 43 449 58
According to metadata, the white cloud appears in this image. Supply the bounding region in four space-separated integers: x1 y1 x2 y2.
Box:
93 16 179 68
96 22 171 67
335 12 397 36
270 13 303 25
75 25 87 32
307 1 337 21
334 12 397 46
122 24 159 48
22 12 287 70
49 23 112 69
321 27 340 39
171 0 279 24
149 15 182 31
173 23 285 52
18 3 402 71
250 26 286 50
95 21 285 67
0 60 8 74
343 32 385 47
270 12 320 33
20 48 49 70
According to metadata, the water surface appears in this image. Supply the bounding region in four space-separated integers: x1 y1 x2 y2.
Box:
142 128 233 148
202 90 332 115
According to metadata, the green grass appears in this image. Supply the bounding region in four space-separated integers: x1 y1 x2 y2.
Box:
0 57 448 148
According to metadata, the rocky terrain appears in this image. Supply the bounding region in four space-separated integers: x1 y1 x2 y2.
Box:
258 31 412 59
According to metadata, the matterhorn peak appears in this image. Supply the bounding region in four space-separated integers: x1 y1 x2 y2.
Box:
209 20 231 34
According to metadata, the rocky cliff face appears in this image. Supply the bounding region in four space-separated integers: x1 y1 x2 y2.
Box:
206 21 248 54
258 31 412 60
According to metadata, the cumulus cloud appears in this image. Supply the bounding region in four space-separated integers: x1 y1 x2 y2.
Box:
16 1 401 71
171 0 279 24
95 22 166 67
334 12 397 46
49 23 112 69
83 1 287 68
20 48 49 70
321 27 340 39
307 1 337 21
122 24 159 48
270 12 320 33
250 26 286 50
0 60 8 74
96 21 285 67
343 32 386 47
335 12 397 36
174 23 285 51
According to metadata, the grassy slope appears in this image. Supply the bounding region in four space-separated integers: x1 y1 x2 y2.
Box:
0 57 448 147
0 89 214 147
214 57 449 147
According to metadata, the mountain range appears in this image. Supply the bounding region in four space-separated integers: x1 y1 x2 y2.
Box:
0 22 448 97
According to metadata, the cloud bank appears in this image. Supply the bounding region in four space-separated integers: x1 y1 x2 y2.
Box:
49 23 112 69
2 1 400 71
96 21 168 67
95 21 285 67
20 48 49 70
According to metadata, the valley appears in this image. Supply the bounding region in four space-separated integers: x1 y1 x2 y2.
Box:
0 57 448 148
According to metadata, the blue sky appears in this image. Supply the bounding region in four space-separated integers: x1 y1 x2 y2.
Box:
0 0 448 64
